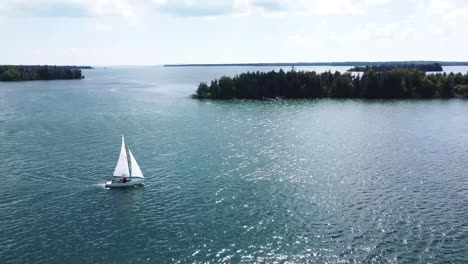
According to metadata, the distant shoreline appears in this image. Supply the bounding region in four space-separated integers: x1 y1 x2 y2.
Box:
0 65 90 82
165 61 468 67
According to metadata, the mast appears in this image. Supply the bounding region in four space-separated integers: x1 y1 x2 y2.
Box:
123 135 132 181
128 146 132 181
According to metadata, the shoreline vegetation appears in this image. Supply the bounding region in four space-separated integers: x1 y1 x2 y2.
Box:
348 63 443 72
195 68 468 100
0 65 92 81
166 61 468 67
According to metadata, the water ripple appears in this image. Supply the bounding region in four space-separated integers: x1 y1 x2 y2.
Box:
1 69 467 263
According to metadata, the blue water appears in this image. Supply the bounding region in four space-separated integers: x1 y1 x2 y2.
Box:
0 66 467 263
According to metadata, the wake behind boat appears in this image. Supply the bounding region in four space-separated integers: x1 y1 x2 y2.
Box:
105 135 144 188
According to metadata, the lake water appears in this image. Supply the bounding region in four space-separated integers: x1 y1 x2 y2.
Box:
0 66 467 263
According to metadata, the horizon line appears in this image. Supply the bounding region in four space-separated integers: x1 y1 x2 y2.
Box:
163 61 468 67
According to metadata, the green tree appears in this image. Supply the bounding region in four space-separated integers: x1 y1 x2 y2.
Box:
329 75 354 98
218 76 235 99
196 82 210 98
416 78 436 98
1 69 21 81
436 78 453 98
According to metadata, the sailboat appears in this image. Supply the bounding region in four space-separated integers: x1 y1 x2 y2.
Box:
105 135 145 188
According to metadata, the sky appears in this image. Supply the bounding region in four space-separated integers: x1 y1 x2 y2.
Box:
0 0 467 65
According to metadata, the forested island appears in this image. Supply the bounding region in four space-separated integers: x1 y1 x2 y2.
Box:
348 63 443 72
0 65 88 81
195 69 468 100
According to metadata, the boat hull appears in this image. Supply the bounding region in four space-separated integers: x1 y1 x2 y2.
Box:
105 178 144 188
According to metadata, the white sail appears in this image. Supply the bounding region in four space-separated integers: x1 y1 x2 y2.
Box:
113 135 130 177
129 149 144 178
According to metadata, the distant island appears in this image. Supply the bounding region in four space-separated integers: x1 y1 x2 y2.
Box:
63 65 93 69
195 68 468 100
0 65 91 81
165 61 468 67
348 63 443 72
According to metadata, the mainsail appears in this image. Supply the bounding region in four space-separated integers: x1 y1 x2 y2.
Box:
129 149 144 178
113 135 130 177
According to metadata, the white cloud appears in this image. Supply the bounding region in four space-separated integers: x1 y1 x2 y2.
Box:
3 0 467 43
281 0 468 53
1 0 467 64
363 0 392 5
150 0 371 17
426 0 468 25
0 0 430 19
0 0 137 19
86 0 136 19
86 22 113 32
285 34 320 47
292 0 363 15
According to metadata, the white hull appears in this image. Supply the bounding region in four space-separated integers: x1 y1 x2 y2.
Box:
105 178 144 188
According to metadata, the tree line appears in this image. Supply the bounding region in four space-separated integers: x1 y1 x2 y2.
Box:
195 68 468 100
348 63 443 72
0 65 85 81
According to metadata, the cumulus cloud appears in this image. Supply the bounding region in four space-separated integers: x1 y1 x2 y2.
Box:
0 0 400 18
149 0 289 17
152 0 240 17
0 0 137 19
151 0 367 17
281 0 468 53
1 0 467 23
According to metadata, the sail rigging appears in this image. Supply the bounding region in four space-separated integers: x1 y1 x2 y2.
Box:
113 135 130 177
129 149 144 178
